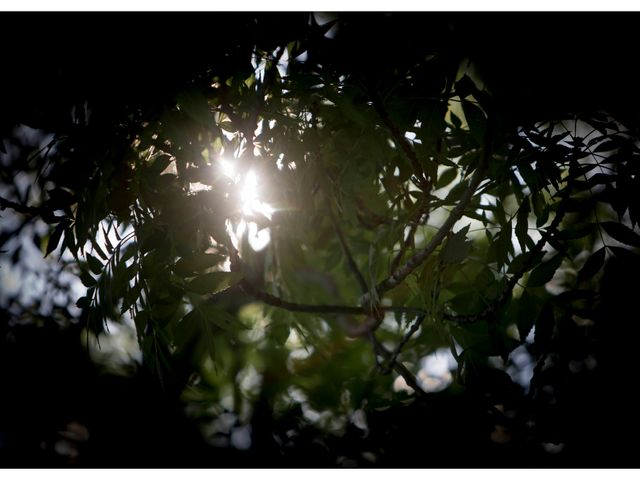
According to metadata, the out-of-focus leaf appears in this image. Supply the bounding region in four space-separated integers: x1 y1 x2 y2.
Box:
187 271 243 295
534 303 555 350
174 253 226 276
177 89 213 127
517 290 537 341
441 225 471 264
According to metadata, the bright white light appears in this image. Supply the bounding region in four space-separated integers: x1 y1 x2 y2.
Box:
219 161 275 251
240 170 274 220
247 221 271 251
219 158 237 180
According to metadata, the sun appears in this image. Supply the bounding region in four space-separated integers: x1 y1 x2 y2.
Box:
219 159 274 220
218 158 274 252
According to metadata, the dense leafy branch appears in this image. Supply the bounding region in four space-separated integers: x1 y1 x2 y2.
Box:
372 95 431 193
365 117 494 303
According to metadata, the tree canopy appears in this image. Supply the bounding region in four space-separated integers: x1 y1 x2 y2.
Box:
2 12 640 467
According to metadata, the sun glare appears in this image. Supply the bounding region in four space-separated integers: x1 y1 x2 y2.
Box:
218 158 274 252
240 170 273 219
219 158 237 180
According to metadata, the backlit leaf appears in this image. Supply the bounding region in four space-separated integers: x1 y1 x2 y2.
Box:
187 271 243 295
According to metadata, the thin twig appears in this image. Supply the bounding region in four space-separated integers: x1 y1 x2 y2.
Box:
363 123 493 305
370 333 427 397
239 278 367 316
389 209 422 273
381 313 427 374
327 204 369 295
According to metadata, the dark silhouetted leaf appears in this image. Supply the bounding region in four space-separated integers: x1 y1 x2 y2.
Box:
441 225 471 264
515 198 531 251
87 254 104 275
578 247 606 283
75 296 91 309
601 221 640 248
517 290 537 341
593 138 624 153
80 269 97 288
45 222 65 257
527 254 563 287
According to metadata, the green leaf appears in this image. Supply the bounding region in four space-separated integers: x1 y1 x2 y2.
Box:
601 221 640 248
187 271 243 295
444 180 469 205
507 250 545 275
441 225 471 264
268 321 291 346
174 253 226 276
87 254 104 275
45 222 65 257
527 254 563 287
434 167 458 190
577 248 605 284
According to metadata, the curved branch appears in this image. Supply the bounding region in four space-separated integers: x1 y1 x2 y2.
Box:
239 278 367 316
363 149 490 306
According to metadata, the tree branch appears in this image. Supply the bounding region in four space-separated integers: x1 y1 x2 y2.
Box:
381 313 427 374
370 333 427 397
363 141 490 305
239 278 367 316
0 195 46 218
445 157 575 325
444 192 569 325
389 203 426 273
